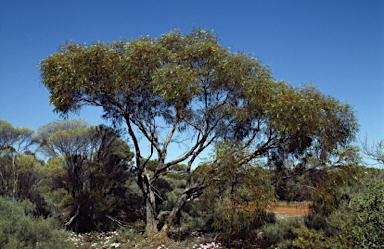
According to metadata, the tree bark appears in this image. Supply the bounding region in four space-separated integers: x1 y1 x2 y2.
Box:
0 169 8 194
158 181 205 241
158 193 188 241
12 154 17 202
144 187 158 237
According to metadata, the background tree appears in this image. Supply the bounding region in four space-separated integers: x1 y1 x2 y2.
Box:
0 120 37 153
37 120 134 232
0 120 43 205
39 28 358 239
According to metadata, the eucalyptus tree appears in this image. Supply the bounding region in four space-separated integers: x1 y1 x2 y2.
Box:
37 120 134 231
39 28 358 239
0 120 37 155
0 120 40 201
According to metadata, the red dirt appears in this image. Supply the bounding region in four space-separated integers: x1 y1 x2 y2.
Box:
226 202 311 216
271 202 311 216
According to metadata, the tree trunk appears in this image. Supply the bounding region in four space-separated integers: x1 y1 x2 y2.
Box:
12 154 17 202
144 189 158 237
0 169 8 194
158 193 188 241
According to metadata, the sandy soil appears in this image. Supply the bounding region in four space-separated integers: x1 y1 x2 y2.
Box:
271 202 310 216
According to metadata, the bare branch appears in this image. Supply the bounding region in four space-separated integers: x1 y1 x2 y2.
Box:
162 113 180 155
64 204 80 227
361 135 384 165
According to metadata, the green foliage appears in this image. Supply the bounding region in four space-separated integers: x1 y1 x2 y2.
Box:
0 120 37 153
38 28 358 176
213 206 271 248
112 226 144 245
37 119 89 158
256 160 364 249
295 150 364 248
0 196 74 249
0 120 50 216
39 28 359 238
284 166 382 249
272 165 313 202
348 179 384 248
200 142 275 247
38 121 135 232
304 146 363 217
0 153 47 205
323 210 350 248
260 217 349 249
179 207 214 232
289 225 333 249
260 217 303 248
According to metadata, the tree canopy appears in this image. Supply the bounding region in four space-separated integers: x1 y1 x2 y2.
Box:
39 28 358 239
0 120 37 153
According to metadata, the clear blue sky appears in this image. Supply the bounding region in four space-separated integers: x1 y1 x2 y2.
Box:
1 0 383 165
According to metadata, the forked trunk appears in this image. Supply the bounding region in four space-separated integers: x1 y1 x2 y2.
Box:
158 193 188 241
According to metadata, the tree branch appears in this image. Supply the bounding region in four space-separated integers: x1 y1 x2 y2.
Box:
64 204 80 227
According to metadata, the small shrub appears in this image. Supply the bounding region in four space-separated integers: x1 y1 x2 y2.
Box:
0 196 74 249
212 204 271 248
290 225 332 249
348 179 384 248
260 217 303 248
113 226 144 243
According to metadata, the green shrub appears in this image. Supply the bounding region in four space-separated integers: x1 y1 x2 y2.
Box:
323 210 350 248
260 215 351 249
0 196 74 249
348 179 384 248
290 225 333 249
113 226 144 243
212 204 272 248
260 217 303 248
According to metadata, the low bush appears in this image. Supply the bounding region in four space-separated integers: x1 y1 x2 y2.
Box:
259 217 303 248
290 225 333 249
0 196 74 249
348 179 384 248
